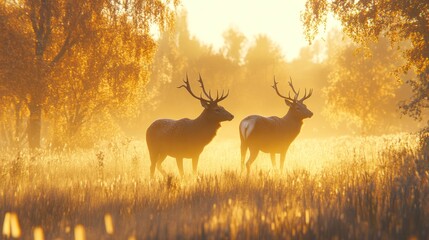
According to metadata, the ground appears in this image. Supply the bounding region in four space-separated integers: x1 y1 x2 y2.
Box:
1 133 428 239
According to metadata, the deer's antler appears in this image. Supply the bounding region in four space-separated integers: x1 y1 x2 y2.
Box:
179 74 229 104
299 88 313 102
272 76 313 103
178 74 210 102
272 76 295 103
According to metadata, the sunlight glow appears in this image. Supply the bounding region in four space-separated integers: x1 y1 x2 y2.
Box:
1 0 428 238
33 227 45 240
74 225 86 240
180 0 309 61
105 214 114 235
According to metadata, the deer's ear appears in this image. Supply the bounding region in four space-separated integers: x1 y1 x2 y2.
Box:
284 99 293 107
201 99 210 108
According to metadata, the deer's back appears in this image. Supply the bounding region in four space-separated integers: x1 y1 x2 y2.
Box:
240 115 301 152
146 118 217 158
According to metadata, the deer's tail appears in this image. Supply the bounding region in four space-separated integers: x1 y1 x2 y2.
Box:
239 118 256 141
239 120 252 171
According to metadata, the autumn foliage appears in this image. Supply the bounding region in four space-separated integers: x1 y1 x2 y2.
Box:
0 0 178 148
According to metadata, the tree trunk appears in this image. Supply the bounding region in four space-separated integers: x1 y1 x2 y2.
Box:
14 100 26 148
28 98 42 149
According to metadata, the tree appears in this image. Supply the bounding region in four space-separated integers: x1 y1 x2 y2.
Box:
222 27 246 65
0 0 178 148
244 34 286 87
0 3 37 148
145 11 240 118
242 35 288 112
323 34 403 134
245 35 285 74
47 20 157 147
303 0 429 120
144 10 203 121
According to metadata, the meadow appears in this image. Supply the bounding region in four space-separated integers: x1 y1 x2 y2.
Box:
1 133 428 239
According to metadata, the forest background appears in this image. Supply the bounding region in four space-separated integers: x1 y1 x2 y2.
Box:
0 0 427 149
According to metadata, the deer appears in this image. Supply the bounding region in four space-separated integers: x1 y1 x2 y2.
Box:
146 74 234 178
239 77 313 175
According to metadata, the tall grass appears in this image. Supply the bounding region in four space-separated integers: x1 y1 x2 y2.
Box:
0 133 428 239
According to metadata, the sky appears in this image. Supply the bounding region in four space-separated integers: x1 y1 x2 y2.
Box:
179 0 315 61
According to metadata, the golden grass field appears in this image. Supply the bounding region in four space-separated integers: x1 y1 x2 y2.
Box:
1 133 428 239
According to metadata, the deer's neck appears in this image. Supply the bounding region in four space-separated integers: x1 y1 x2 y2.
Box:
282 109 304 130
193 111 221 138
284 108 302 121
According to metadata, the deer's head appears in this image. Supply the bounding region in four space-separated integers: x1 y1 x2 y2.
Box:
272 77 313 119
178 74 234 122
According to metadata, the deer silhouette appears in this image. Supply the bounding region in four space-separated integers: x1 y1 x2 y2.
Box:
146 74 234 178
239 77 313 175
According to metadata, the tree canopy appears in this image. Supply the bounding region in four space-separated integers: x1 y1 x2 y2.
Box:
0 0 178 148
303 0 429 120
323 33 405 134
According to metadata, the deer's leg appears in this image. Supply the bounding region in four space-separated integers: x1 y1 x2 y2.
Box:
149 151 159 178
176 158 184 177
270 153 276 168
279 151 287 171
150 161 156 178
240 141 247 172
246 148 259 175
156 154 168 177
192 156 199 175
